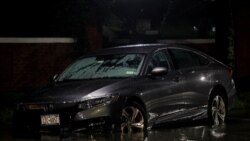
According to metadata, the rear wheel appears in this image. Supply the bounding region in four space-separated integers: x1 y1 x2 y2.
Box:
208 94 227 125
119 102 146 133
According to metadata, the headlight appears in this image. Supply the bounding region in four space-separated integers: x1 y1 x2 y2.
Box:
78 96 119 110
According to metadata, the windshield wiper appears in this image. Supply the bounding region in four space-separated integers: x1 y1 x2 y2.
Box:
96 76 130 79
58 79 92 82
58 76 131 82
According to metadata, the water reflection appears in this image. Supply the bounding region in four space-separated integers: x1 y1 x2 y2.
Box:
39 125 227 141
2 122 250 141
146 125 228 141
40 132 146 141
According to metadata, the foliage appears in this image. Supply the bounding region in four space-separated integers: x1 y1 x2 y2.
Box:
0 108 14 126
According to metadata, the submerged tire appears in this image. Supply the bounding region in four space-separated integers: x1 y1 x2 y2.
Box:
208 94 227 125
119 102 147 133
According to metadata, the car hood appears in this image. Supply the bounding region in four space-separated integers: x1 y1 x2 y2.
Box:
21 78 132 103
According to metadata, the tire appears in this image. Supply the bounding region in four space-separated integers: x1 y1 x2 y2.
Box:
118 102 147 133
208 93 227 125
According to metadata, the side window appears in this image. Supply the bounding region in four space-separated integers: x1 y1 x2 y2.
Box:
169 49 209 69
189 52 210 66
147 51 169 73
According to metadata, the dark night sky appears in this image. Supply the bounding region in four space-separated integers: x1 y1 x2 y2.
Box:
0 3 246 47
0 0 86 37
0 0 215 38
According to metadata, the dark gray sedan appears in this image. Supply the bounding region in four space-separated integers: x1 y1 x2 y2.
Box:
14 44 236 133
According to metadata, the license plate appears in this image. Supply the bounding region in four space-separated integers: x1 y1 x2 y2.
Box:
41 114 60 126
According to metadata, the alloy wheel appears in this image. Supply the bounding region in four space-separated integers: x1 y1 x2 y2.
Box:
211 95 226 125
120 105 144 133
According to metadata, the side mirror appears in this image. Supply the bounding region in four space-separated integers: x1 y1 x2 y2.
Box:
50 74 59 83
151 67 168 76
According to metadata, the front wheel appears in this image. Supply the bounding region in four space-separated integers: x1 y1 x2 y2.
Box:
119 102 146 133
208 94 227 125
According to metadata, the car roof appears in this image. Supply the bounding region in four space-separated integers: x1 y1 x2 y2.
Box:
85 43 208 58
90 44 179 55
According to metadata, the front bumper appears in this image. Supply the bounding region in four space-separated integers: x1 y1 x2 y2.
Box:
14 102 122 132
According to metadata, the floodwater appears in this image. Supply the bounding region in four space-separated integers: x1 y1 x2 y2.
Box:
1 120 250 141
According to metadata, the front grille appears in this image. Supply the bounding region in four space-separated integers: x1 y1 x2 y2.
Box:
26 104 45 110
23 104 55 112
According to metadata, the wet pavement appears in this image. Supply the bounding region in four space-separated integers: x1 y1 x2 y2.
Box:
1 120 250 141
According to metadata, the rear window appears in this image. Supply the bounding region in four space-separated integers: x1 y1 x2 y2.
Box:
169 49 209 69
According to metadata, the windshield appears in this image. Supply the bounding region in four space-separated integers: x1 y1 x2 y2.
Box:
58 54 145 81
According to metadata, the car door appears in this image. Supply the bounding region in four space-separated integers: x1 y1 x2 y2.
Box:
139 49 186 124
168 48 212 114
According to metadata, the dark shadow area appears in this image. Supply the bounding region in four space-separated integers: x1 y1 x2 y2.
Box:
235 77 250 93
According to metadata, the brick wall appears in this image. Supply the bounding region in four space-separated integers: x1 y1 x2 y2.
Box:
0 43 74 92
